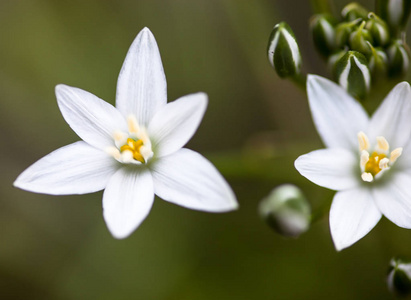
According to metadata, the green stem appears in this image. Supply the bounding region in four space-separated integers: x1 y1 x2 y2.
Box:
291 73 307 92
310 0 334 14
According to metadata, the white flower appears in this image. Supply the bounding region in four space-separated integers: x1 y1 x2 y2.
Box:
14 28 238 239
295 75 411 250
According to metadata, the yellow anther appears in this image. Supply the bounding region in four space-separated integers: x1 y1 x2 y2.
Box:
390 147 403 163
127 115 140 134
358 131 369 152
120 138 145 163
365 152 387 177
376 136 389 153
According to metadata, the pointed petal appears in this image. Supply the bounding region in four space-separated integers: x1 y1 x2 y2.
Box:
14 141 118 195
307 75 369 151
368 82 411 149
151 149 238 212
56 84 127 150
294 148 359 191
103 168 154 239
116 27 167 126
148 93 207 157
373 172 411 228
330 188 382 251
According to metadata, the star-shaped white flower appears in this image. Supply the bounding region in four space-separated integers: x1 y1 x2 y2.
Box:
14 28 238 239
295 75 411 250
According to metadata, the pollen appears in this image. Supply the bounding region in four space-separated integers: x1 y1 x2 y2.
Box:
358 132 402 182
120 138 145 163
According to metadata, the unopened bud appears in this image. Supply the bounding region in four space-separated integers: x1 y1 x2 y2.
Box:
349 21 374 55
365 13 390 46
328 50 346 74
342 2 369 21
335 51 371 100
310 14 337 57
258 184 310 238
335 19 362 48
368 43 388 79
377 0 411 33
267 22 302 78
387 39 410 77
387 257 411 297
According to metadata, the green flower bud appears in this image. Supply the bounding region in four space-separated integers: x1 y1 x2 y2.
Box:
387 257 411 297
334 51 371 100
335 19 362 48
368 43 388 79
387 39 410 77
377 0 411 33
328 50 346 74
349 21 374 55
365 13 390 46
310 14 337 57
258 184 310 238
342 2 369 21
267 22 302 78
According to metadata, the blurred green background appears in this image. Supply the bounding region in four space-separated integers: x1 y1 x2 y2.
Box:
1 0 410 299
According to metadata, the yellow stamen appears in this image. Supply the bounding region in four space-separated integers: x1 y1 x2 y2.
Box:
360 150 369 170
364 152 387 177
376 136 389 152
120 138 145 163
379 157 390 170
361 172 373 182
390 147 403 163
127 115 140 134
358 131 369 152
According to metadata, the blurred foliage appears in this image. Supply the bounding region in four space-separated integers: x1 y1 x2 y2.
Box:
0 0 410 299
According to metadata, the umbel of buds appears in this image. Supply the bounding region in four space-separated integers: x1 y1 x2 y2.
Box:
387 257 411 297
267 22 302 79
258 184 310 238
306 1 411 99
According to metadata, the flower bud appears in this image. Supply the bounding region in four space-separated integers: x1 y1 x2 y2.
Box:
328 50 346 74
258 184 310 238
387 257 411 297
368 43 388 79
387 39 410 77
310 14 337 57
377 0 411 33
334 51 371 100
342 2 369 21
267 22 302 78
365 13 390 46
335 19 362 48
349 21 374 55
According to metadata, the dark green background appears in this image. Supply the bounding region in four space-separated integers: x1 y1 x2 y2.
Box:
1 0 410 299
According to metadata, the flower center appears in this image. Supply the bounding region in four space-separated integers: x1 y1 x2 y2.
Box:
106 115 153 165
358 131 402 182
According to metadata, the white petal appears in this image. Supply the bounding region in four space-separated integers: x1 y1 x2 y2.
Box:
148 93 207 157
330 188 382 251
373 172 411 228
56 84 127 150
14 141 118 195
116 27 167 126
368 82 411 149
307 75 369 151
103 168 154 239
294 148 359 191
151 149 238 212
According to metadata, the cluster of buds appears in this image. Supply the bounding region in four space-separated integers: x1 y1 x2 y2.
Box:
268 1 411 100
